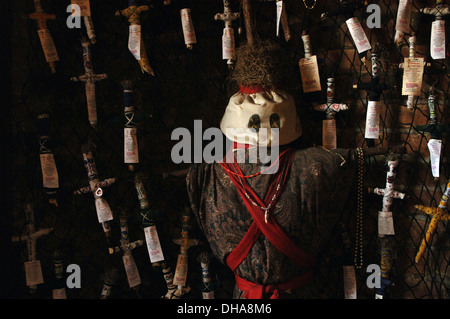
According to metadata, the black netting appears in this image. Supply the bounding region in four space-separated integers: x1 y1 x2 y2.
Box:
3 0 449 299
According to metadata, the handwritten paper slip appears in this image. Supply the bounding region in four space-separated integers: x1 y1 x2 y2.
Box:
430 20 446 60
299 55 321 93
378 211 395 236
124 127 139 164
346 17 371 53
402 57 424 96
40 153 59 189
37 29 59 63
323 119 337 150
174 254 188 286
128 25 141 60
343 265 357 299
222 27 235 60
123 255 141 288
144 225 164 263
25 260 44 286
95 198 114 223
428 139 442 178
395 0 412 34
365 101 380 139
181 8 197 45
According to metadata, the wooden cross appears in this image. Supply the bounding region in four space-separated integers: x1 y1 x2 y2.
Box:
70 37 108 130
369 155 405 237
313 77 348 149
171 206 199 299
28 0 58 73
214 0 240 68
109 213 144 291
369 154 404 298
75 144 116 245
116 0 154 75
12 203 53 294
415 180 450 263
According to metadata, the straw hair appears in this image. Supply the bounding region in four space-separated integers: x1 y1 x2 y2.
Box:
231 40 286 91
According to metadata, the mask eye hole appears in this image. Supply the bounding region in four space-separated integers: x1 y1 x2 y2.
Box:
270 113 280 129
248 114 261 133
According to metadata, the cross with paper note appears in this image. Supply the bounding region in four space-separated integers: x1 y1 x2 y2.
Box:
214 0 240 68
116 0 154 75
12 203 53 294
313 77 348 149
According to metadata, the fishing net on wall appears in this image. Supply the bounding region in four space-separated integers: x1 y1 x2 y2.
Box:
5 0 450 299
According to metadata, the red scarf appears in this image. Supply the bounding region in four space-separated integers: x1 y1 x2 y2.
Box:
220 146 316 299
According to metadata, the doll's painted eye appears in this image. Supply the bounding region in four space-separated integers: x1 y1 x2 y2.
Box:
270 113 280 129
248 114 261 132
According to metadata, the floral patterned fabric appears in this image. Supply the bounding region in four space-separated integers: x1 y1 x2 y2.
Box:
186 146 357 298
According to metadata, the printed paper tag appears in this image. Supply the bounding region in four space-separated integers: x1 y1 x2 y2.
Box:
365 101 380 139
37 29 59 63
428 139 441 178
181 8 197 45
40 153 59 189
276 1 283 37
24 260 44 286
395 0 411 34
430 20 446 60
124 127 139 164
322 119 337 150
52 288 67 299
173 254 188 286
346 17 371 53
299 55 321 93
343 265 357 299
95 198 114 223
144 226 164 263
222 27 235 60
85 82 97 125
378 211 395 235
402 57 424 96
71 0 91 16
123 255 141 288
128 25 141 61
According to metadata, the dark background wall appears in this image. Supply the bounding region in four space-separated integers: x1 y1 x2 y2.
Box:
4 0 450 299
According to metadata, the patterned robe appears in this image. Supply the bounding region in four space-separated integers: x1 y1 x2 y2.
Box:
186 146 357 298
